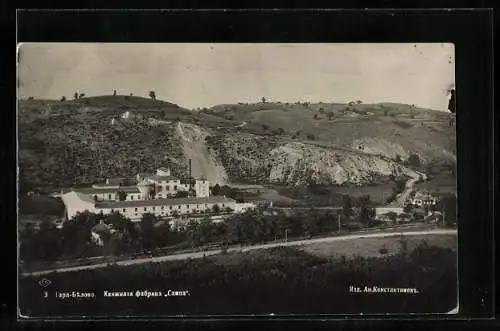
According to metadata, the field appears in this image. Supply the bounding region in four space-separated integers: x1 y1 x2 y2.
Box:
19 233 458 317
300 233 457 259
273 182 397 206
330 183 397 205
414 174 456 194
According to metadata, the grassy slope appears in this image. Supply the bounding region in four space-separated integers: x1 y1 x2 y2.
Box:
205 102 455 156
18 96 193 189
19 97 456 191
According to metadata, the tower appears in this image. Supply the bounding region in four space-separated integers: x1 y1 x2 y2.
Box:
194 179 210 198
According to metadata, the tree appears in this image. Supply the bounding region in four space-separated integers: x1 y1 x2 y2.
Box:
79 93 85 99
304 209 319 236
262 124 269 130
149 91 156 101
34 220 63 262
277 128 285 135
407 154 421 167
113 90 117 96
306 133 315 140
105 211 129 232
439 195 457 227
74 92 78 100
386 212 398 224
60 213 96 259
448 89 456 114
211 184 221 196
356 100 362 104
357 195 375 225
261 97 266 103
140 213 157 250
117 190 127 201
155 223 171 247
60 96 66 102
212 204 221 213
341 195 353 223
186 220 201 247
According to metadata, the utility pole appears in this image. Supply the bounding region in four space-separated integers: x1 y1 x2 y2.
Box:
442 211 445 227
338 213 341 232
285 229 288 243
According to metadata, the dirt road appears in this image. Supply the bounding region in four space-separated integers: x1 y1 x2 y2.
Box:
394 170 427 206
21 228 456 277
176 122 228 185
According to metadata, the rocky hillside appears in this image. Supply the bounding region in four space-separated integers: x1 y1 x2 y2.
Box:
18 96 456 191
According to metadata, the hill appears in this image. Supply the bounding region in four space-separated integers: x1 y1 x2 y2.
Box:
18 96 456 193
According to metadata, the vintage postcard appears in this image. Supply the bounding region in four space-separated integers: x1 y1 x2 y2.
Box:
17 43 458 318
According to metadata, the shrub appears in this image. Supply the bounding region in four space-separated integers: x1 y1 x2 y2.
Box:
407 154 421 167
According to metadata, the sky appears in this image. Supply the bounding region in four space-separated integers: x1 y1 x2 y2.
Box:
17 43 455 111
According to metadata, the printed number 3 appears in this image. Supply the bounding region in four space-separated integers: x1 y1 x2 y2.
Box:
43 291 48 298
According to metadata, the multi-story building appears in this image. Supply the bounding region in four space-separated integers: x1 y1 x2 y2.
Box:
61 167 255 221
409 191 439 207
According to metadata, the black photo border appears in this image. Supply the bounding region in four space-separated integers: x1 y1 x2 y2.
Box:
5 8 495 328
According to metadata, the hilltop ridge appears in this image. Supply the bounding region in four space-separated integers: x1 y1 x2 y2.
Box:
18 96 456 193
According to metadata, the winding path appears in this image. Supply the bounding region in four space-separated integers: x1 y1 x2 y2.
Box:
176 122 228 185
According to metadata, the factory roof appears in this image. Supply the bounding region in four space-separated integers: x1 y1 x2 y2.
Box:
106 177 137 185
95 196 235 209
145 174 179 181
137 172 155 178
73 186 140 194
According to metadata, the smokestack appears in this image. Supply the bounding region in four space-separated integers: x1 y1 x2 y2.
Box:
188 159 192 191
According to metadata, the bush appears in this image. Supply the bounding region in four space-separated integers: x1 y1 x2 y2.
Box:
407 154 421 167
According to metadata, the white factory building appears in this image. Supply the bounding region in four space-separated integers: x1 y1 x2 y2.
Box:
61 167 255 221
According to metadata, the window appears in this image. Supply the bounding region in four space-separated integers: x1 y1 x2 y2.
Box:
108 194 112 200
169 206 172 210
174 185 177 190
166 186 170 191
186 205 189 209
111 209 114 212
135 208 138 212
131 195 134 200
153 206 156 211
222 204 225 207
123 209 126 213
161 206 164 210
144 207 147 211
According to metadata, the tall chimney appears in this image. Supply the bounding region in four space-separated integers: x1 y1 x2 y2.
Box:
188 159 192 191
